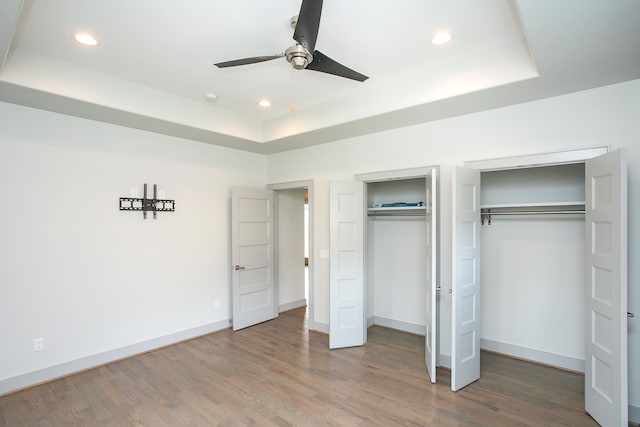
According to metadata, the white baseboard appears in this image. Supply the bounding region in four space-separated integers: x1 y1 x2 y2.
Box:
0 319 231 396
480 338 585 372
278 299 306 313
319 317 424 337
367 316 375 328
438 354 452 369
630 403 640 424
314 321 329 334
372 316 425 336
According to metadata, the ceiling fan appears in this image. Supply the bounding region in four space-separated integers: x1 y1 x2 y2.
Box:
214 0 369 82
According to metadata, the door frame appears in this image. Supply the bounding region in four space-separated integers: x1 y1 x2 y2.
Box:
355 166 441 320
464 146 609 358
268 180 316 331
463 146 608 171
464 146 631 417
355 166 440 365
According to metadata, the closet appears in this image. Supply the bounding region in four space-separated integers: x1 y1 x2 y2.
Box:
328 147 627 427
364 176 431 335
334 165 481 391
466 147 628 427
478 163 587 371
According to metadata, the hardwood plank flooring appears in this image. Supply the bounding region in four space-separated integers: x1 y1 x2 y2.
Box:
0 308 598 426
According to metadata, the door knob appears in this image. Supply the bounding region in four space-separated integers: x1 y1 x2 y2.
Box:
629 312 635 318
234 265 245 270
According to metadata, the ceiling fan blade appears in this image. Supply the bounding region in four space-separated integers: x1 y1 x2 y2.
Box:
293 0 323 52
214 55 284 68
306 51 369 82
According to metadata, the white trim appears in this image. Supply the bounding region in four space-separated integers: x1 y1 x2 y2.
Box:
268 180 315 330
438 354 452 369
268 180 313 191
372 316 425 336
464 147 608 171
367 316 375 328
629 404 640 423
0 319 231 396
278 299 306 313
355 166 438 183
480 338 585 373
314 322 329 335
271 189 280 319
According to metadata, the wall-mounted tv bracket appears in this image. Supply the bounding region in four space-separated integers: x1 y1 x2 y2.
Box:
119 183 175 219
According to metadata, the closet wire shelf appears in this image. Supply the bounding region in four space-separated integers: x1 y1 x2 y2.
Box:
367 206 427 217
481 202 585 226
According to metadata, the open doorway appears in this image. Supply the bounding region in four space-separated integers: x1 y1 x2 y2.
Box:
269 180 315 330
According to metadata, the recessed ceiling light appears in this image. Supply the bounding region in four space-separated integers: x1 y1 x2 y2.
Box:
430 31 454 46
73 32 98 46
258 99 271 108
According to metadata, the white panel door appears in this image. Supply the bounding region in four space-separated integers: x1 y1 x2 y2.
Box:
329 181 365 349
451 167 481 391
424 169 438 383
231 187 275 331
584 149 628 427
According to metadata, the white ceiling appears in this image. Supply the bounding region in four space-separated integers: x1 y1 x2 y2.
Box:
1 0 639 154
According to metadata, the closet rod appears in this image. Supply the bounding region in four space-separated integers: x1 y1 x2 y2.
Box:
482 210 585 215
368 213 426 217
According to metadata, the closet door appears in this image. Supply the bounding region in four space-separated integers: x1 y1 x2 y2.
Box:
329 181 366 349
424 170 438 382
584 149 627 427
451 167 481 391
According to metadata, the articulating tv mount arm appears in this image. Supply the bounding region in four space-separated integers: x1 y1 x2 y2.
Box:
119 183 175 219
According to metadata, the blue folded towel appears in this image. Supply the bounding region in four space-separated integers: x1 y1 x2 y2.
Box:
380 202 424 207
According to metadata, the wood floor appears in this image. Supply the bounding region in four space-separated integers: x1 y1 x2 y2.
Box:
0 308 598 426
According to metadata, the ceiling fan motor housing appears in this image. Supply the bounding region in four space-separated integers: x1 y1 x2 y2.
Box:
285 44 313 69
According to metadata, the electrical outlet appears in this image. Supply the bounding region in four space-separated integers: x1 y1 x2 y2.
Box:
33 337 44 352
214 299 221 309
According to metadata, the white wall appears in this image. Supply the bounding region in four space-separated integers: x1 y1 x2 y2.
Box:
481 217 585 362
0 102 267 392
276 189 306 310
371 218 427 326
267 79 640 416
480 164 587 370
366 179 428 331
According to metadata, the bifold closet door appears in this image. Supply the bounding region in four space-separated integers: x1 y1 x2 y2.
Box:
329 181 365 349
451 167 481 391
584 149 628 427
424 170 438 383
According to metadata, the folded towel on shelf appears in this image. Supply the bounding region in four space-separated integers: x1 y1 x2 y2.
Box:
379 202 424 207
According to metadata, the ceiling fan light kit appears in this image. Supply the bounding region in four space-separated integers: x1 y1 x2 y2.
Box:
214 0 368 82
